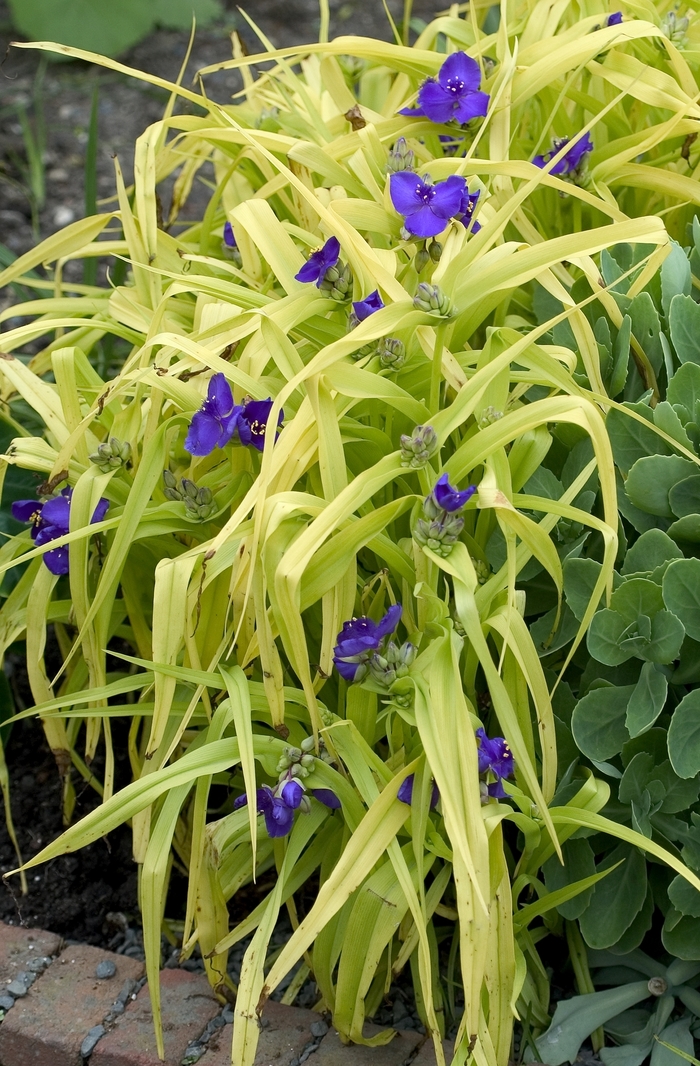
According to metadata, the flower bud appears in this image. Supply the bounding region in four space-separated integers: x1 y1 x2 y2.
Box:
400 424 439 468
386 136 415 173
413 512 465 557
320 261 353 302
291 764 309 778
300 736 316 753
298 795 312 814
413 283 451 316
276 754 292 772
377 337 406 370
478 406 503 429
428 240 443 263
89 436 131 474
472 556 490 584
300 753 315 769
660 10 689 46
414 247 430 274
182 478 199 501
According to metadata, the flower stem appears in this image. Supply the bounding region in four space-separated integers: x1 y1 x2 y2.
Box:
429 323 447 413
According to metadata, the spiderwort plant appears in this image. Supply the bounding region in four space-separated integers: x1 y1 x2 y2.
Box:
399 52 489 124
413 474 477 557
390 172 468 238
476 729 515 799
184 374 283 456
12 489 109 575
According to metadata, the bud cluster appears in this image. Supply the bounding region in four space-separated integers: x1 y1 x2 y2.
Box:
400 424 438 468
386 137 415 173
477 406 503 429
413 510 465 557
368 640 416 688
319 261 353 302
377 337 406 370
413 283 450 316
163 471 217 520
660 10 689 46
89 437 131 474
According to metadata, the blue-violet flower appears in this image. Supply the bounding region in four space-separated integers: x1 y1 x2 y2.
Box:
223 222 237 248
399 52 489 125
295 236 341 286
390 172 467 238
185 374 283 456
431 473 477 513
333 603 402 682
606 11 623 24
234 780 340 837
397 774 440 808
533 132 593 177
476 728 515 798
352 291 384 322
12 488 109 576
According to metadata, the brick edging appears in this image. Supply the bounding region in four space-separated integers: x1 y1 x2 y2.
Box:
0 921 447 1065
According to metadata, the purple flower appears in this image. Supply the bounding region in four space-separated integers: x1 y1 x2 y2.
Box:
184 373 242 457
458 188 481 233
399 52 489 125
397 774 440 808
223 222 237 248
311 788 342 809
295 237 341 286
234 781 304 838
606 11 623 25
390 172 467 239
184 376 283 456
533 132 594 176
333 603 402 682
12 488 109 576
431 473 476 513
352 291 384 322
236 398 283 452
476 728 515 798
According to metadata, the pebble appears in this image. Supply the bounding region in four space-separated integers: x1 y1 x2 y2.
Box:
222 1005 234 1024
0 994 14 1011
27 957 50 973
95 959 117 979
80 1025 105 1058
53 205 75 227
310 1020 329 1038
6 979 29 997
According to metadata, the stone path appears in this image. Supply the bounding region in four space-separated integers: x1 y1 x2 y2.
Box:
0 922 449 1065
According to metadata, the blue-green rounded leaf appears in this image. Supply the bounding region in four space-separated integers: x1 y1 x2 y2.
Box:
587 610 632 666
669 476 700 519
668 874 700 918
641 610 685 664
611 578 664 623
668 689 700 779
663 558 700 640
579 844 647 949
669 293 700 366
622 529 683 577
572 683 635 760
626 456 697 518
625 662 668 737
668 360 700 407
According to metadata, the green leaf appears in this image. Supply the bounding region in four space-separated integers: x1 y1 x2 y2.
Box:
543 838 596 920
564 557 604 622
607 402 669 475
668 515 700 543
629 292 664 375
662 909 700 959
663 559 700 640
150 0 222 28
626 662 667 737
651 1019 695 1066
642 611 685 665
668 874 700 917
588 610 633 666
622 529 683 576
572 683 635 760
669 476 700 519
608 885 654 954
7 0 155 55
653 402 695 452
669 294 700 366
579 844 647 949
610 315 631 398
668 690 700 779
661 241 692 319
626 456 698 519
668 361 700 409
536 982 651 1066
611 578 665 624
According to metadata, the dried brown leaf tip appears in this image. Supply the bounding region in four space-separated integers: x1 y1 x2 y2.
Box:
345 104 366 130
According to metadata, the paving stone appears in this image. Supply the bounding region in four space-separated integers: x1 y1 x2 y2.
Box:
0 943 143 1066
411 1039 455 1064
0 923 60 990
92 968 220 1066
309 1025 422 1066
201 1001 319 1066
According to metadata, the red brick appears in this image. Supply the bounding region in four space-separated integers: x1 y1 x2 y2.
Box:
0 923 61 988
201 1001 319 1066
0 944 143 1066
310 1025 422 1066
92 968 220 1066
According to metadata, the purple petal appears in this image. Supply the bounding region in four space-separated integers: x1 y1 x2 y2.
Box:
398 105 426 117
607 11 623 24
389 171 426 215
91 498 109 524
403 206 449 238
295 248 326 284
334 658 361 682
43 545 69 575
12 499 41 523
334 635 380 657
432 473 476 512
223 221 237 248
375 603 402 640
233 793 248 809
184 409 226 457
265 799 295 837
280 780 304 809
312 788 341 809
397 774 414 805
416 81 456 124
453 91 489 124
39 495 70 532
352 291 384 322
430 782 440 809
207 373 235 419
241 398 282 451
437 52 482 94
429 175 467 219
488 780 509 799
